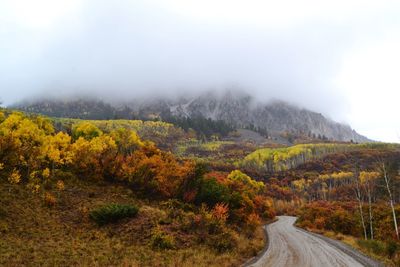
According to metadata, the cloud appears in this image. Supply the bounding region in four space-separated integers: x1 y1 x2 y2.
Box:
1 0 400 141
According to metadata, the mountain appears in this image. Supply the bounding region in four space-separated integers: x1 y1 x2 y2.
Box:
165 90 368 143
11 90 369 142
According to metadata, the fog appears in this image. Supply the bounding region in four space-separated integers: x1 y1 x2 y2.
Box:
1 0 400 141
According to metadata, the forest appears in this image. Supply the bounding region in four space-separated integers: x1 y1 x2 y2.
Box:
1 107 400 266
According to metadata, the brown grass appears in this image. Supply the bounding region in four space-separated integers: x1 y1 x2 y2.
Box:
0 178 264 266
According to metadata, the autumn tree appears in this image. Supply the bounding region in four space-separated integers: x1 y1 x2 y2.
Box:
72 122 103 140
0 112 50 179
292 178 311 201
71 135 117 180
227 170 264 196
117 142 194 198
42 132 73 178
109 128 143 155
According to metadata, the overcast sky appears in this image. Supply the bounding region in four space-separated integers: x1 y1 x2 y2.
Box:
1 0 400 142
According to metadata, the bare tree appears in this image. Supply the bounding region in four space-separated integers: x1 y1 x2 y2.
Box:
360 171 379 240
353 167 367 240
381 162 399 239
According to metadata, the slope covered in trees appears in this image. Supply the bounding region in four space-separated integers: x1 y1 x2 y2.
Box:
2 106 400 265
265 147 400 265
14 99 237 140
242 143 398 173
52 118 186 150
0 108 274 266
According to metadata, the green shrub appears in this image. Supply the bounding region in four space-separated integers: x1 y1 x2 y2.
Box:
150 227 175 249
386 241 399 258
90 203 139 225
195 177 231 207
357 239 386 255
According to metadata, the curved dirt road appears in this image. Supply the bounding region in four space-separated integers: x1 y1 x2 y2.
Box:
248 216 381 267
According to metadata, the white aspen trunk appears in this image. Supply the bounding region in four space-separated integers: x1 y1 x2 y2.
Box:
354 171 367 240
358 193 368 240
383 163 399 239
368 187 374 240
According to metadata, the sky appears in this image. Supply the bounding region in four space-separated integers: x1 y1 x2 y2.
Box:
0 0 400 142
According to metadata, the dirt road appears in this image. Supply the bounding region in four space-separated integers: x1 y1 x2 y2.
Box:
248 216 381 267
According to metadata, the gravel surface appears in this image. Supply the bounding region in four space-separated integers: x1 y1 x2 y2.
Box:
248 216 382 267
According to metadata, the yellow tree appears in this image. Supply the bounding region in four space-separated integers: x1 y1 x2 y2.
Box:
227 170 264 196
0 111 5 123
0 112 49 179
42 132 74 177
110 128 143 155
71 135 117 180
320 172 353 200
72 122 103 140
292 178 311 201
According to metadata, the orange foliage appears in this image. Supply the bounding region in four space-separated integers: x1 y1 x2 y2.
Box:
116 143 195 198
44 192 57 207
0 111 276 231
212 203 229 223
183 190 197 203
205 171 229 184
246 213 262 234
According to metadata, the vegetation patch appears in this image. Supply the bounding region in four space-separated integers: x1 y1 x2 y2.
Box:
242 142 399 172
90 203 139 225
150 227 176 249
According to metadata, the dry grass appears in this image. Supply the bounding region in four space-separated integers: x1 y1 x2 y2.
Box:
0 178 264 266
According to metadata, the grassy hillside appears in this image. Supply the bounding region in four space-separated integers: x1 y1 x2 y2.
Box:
0 178 265 266
0 109 272 266
2 108 400 266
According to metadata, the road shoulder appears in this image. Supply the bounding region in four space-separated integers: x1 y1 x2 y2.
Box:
242 218 278 267
295 227 383 267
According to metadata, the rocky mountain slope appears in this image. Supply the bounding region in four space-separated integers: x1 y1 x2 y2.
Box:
12 90 369 142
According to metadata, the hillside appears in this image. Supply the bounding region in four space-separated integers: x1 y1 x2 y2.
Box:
1 107 400 266
166 91 368 143
0 178 265 266
12 90 369 143
0 109 270 266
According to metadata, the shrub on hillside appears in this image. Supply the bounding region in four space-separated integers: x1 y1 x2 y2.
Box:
150 227 175 249
357 239 386 255
386 240 399 258
297 201 359 236
90 203 139 225
195 177 231 207
207 229 239 252
357 239 400 261
44 192 57 207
